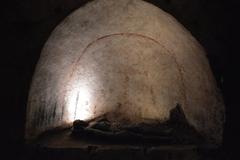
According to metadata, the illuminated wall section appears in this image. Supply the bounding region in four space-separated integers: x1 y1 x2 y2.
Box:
25 0 225 144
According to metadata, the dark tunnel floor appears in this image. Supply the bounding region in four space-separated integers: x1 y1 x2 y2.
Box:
34 129 207 148
23 129 225 160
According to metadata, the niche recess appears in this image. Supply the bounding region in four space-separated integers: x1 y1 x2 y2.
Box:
25 0 225 145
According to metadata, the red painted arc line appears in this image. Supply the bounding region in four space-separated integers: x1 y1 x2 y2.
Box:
64 32 187 111
70 33 162 77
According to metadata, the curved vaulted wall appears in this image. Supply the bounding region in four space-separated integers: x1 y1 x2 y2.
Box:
26 0 225 144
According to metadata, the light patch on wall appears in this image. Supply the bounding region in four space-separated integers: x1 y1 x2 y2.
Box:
66 82 93 122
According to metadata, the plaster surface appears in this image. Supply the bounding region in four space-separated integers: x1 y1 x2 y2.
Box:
26 0 225 144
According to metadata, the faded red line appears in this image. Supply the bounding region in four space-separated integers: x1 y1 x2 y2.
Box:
64 32 188 113
69 33 161 77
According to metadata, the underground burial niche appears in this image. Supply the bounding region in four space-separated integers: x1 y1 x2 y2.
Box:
25 0 225 148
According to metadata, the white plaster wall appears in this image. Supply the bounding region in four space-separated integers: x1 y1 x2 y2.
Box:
26 0 225 144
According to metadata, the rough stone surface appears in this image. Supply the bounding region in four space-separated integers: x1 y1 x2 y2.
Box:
26 0 225 144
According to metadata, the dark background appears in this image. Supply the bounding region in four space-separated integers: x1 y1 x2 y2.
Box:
2 0 239 159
